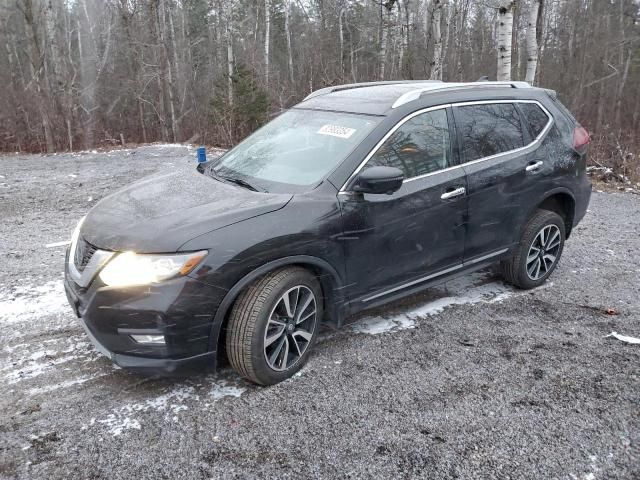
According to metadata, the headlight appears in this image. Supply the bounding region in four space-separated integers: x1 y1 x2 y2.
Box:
99 250 208 287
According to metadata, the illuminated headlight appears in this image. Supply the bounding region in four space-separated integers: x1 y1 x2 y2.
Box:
99 250 208 287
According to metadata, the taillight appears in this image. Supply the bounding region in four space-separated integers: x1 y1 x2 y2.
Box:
572 126 590 150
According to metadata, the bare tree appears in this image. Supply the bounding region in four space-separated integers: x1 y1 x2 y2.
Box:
285 0 294 84
264 0 270 87
430 0 444 80
21 0 55 152
379 4 390 80
525 0 542 84
497 0 515 81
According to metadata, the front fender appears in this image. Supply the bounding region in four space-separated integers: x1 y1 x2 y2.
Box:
204 255 346 354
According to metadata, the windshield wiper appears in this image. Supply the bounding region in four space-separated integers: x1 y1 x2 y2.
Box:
217 174 263 192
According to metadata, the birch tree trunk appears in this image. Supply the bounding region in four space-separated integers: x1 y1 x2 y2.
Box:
344 11 357 82
525 0 541 84
226 11 234 106
497 1 515 81
264 0 270 88
338 8 345 79
450 0 460 81
441 0 450 74
285 0 294 85
397 1 406 76
379 8 389 80
430 0 443 80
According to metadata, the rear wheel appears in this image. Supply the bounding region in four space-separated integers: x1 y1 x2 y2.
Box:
225 267 322 385
501 209 565 289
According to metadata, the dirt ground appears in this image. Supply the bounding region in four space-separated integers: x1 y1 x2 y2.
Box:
0 144 638 479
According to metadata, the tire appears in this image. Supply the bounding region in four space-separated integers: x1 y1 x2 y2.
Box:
501 209 566 289
225 267 323 385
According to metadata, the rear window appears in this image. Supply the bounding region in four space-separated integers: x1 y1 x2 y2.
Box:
548 94 577 124
455 103 524 163
519 103 550 138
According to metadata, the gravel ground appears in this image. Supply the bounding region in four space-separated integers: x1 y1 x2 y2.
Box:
0 145 638 479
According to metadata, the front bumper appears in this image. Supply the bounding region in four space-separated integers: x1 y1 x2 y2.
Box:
76 311 215 373
64 251 225 375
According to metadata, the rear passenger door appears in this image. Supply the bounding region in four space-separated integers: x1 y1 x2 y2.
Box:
453 101 545 261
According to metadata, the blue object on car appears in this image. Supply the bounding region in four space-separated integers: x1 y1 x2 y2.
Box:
197 146 207 163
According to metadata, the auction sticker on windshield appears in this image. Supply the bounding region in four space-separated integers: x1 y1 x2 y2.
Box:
317 125 357 139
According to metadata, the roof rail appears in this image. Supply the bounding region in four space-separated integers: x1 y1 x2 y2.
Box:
391 81 531 108
303 80 443 102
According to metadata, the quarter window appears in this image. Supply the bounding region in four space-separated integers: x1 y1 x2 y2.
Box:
367 109 451 179
455 103 524 163
519 102 550 138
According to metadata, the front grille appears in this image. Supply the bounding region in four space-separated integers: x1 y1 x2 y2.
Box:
74 237 98 272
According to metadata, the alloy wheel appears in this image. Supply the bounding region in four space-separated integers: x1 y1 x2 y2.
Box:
526 224 562 280
263 285 317 371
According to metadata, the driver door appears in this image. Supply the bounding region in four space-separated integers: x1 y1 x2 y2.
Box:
338 107 468 304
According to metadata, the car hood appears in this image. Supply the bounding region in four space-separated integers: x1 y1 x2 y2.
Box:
81 167 292 252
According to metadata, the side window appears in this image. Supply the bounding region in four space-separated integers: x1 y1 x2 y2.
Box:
368 109 451 179
455 103 524 163
519 102 550 138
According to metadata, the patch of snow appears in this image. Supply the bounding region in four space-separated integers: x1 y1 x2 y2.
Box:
210 382 246 401
605 331 640 344
353 315 415 335
581 454 599 480
0 281 68 326
27 373 109 395
45 240 71 248
97 386 198 436
2 336 100 385
99 416 142 436
352 272 513 335
96 379 245 437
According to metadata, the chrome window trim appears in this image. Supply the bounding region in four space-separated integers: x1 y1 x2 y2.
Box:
361 248 509 303
339 99 553 193
339 104 451 193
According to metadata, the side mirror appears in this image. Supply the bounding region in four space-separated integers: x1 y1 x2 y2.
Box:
352 166 404 195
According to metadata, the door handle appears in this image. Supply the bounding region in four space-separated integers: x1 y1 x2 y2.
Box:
525 161 544 172
441 187 466 200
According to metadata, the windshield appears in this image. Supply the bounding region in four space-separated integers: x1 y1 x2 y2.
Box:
212 109 381 191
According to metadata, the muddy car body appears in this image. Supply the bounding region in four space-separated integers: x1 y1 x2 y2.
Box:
64 80 591 384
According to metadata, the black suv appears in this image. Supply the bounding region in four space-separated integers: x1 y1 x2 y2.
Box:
64 80 591 385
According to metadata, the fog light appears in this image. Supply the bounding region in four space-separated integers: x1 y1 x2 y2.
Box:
130 334 165 345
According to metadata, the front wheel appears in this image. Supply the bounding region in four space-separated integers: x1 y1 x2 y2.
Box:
225 267 322 385
501 209 566 289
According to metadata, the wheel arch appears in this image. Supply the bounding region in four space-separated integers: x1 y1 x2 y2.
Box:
207 255 345 355
528 188 576 239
